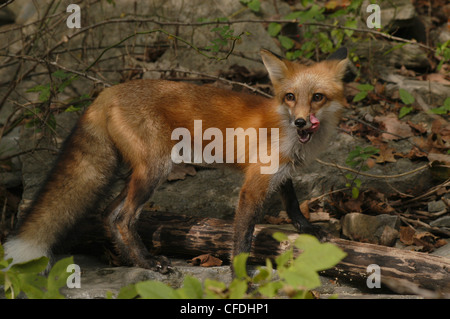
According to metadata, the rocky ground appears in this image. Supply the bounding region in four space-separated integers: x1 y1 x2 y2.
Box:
0 0 449 299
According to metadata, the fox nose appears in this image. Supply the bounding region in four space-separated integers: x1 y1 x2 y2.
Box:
294 118 307 128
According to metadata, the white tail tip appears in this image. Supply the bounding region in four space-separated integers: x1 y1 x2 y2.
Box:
3 236 50 266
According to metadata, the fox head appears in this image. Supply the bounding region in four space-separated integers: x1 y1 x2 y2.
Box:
261 48 348 144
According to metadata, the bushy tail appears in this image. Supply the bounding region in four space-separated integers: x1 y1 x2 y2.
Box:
4 110 118 265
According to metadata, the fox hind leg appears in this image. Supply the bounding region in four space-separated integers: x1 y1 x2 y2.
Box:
103 163 172 273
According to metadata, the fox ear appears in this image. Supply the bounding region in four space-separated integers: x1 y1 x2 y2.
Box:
260 49 288 84
327 47 348 80
327 47 348 61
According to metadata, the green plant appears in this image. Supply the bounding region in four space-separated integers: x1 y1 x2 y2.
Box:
206 25 244 54
435 40 450 71
345 145 379 199
353 83 374 102
0 244 73 299
112 233 346 299
239 0 260 13
398 88 415 119
429 97 450 115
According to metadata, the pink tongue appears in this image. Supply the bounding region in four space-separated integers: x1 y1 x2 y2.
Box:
310 114 320 131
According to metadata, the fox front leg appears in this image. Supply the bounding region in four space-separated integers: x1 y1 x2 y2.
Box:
279 178 328 240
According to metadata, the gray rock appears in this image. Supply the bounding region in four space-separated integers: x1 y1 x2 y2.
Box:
341 213 400 246
428 200 447 213
429 216 450 228
61 255 233 299
431 243 450 259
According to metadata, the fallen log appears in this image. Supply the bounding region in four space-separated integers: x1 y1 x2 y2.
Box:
71 211 450 294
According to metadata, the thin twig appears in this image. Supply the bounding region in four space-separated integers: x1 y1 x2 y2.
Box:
149 68 272 98
315 158 430 179
397 178 450 206
51 17 436 52
0 147 58 162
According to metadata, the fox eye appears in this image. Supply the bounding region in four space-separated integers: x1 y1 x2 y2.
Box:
285 93 295 102
312 93 325 102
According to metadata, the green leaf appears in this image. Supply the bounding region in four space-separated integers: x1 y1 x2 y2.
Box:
275 249 293 269
253 258 273 283
273 232 288 242
229 278 248 299
233 253 249 280
4 272 21 299
344 19 357 37
268 22 282 37
399 106 413 119
178 275 203 299
46 256 74 298
247 0 260 12
280 267 320 290
9 256 49 274
278 35 295 50
352 187 360 199
19 274 47 299
240 0 260 12
294 235 346 272
356 84 374 91
136 280 178 299
353 91 368 102
345 173 354 180
429 97 450 115
257 281 283 298
51 70 70 79
204 279 227 299
399 88 415 105
65 105 81 112
117 283 138 299
26 84 51 102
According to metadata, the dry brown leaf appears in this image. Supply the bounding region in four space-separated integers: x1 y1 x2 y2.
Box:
404 146 428 160
343 197 363 213
421 73 450 85
374 144 397 163
399 226 415 245
374 113 414 141
190 254 223 267
167 164 196 181
413 232 439 252
407 121 427 134
300 200 310 220
431 118 450 147
427 152 450 165
265 211 292 225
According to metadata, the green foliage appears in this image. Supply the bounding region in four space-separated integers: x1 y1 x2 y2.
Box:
353 84 374 102
435 40 450 71
0 244 73 299
345 146 379 199
429 97 450 115
346 145 379 169
205 25 244 56
240 0 260 13
24 70 81 131
398 88 415 119
26 70 77 103
114 233 345 299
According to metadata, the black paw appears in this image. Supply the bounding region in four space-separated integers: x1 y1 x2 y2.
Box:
137 255 173 274
294 221 330 242
154 255 172 274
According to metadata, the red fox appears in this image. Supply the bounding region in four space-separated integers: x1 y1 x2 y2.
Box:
3 48 348 273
